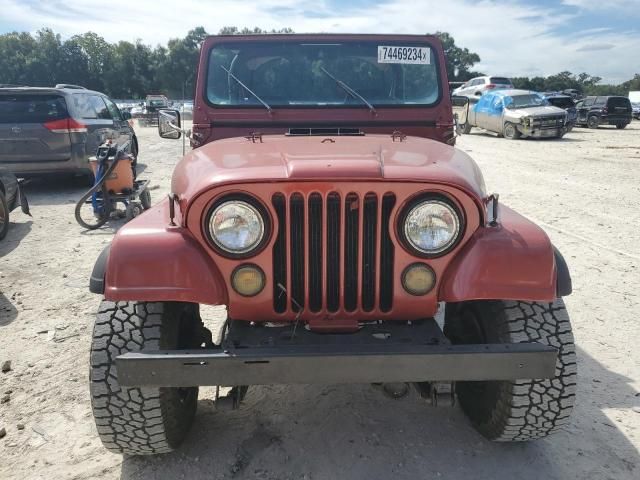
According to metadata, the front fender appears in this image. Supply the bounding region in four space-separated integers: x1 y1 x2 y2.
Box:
440 205 571 302
92 199 228 305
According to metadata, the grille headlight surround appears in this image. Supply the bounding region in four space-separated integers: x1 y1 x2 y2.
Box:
206 196 269 257
399 195 463 257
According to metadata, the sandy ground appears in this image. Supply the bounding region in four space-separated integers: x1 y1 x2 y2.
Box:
1 121 639 480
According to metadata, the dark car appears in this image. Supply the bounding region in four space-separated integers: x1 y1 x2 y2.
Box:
575 96 632 129
0 168 30 240
0 84 138 182
545 94 577 131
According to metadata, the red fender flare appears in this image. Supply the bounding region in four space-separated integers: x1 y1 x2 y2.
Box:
439 205 569 302
92 200 228 305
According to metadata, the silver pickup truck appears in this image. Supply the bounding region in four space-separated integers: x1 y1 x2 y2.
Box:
459 89 568 139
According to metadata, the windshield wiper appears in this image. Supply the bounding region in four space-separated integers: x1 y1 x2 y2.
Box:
220 65 272 115
320 67 377 115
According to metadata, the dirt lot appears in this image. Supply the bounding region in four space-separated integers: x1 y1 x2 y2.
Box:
1 121 639 480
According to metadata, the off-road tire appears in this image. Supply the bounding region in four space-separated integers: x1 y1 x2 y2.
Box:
503 122 521 140
615 122 627 130
587 115 599 129
90 301 200 455
0 191 9 240
445 299 577 441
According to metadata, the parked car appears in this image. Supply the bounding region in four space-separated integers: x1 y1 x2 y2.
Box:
88 34 576 455
575 96 632 129
562 89 582 100
136 95 169 127
0 168 30 240
631 102 640 120
460 89 567 139
544 94 577 131
0 84 138 182
452 76 513 98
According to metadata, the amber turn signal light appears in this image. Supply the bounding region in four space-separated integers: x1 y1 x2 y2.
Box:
231 265 265 297
402 263 436 296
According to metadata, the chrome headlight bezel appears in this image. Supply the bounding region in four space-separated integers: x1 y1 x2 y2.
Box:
204 195 270 258
398 195 464 258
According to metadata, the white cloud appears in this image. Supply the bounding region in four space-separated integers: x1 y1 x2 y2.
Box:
562 0 640 11
1 0 638 83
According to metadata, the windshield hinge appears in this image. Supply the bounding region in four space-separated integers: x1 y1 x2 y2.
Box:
245 132 263 143
391 130 407 142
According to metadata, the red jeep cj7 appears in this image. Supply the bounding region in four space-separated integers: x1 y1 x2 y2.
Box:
89 34 576 455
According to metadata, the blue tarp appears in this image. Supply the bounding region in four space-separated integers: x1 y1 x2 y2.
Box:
472 91 510 116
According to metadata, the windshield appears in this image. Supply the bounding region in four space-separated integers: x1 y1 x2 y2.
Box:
489 77 512 85
505 94 548 109
206 41 440 108
148 99 167 107
548 97 574 109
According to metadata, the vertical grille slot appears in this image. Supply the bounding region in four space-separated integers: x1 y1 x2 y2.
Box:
308 193 323 312
272 193 287 313
379 193 396 312
362 193 378 311
326 193 341 312
344 193 360 312
290 193 305 311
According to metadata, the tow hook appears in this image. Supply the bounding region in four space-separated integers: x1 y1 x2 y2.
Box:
413 382 456 407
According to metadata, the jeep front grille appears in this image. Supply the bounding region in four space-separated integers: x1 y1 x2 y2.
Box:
272 192 396 315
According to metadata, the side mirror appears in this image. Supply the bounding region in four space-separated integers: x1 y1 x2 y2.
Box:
158 109 182 140
122 111 132 120
451 95 469 134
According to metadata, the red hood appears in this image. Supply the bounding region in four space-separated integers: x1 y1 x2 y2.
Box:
172 134 487 207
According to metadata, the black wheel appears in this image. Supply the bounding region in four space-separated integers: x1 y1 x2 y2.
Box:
503 122 521 140
90 301 200 455
72 172 95 187
445 299 577 441
587 115 599 129
615 123 627 130
140 189 152 210
125 201 144 221
0 192 9 241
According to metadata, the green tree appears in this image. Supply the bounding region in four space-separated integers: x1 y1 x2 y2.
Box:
431 32 482 81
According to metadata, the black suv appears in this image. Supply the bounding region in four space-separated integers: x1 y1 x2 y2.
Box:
575 96 632 129
0 84 138 181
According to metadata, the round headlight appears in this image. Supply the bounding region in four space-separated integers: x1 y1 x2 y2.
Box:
209 200 265 255
403 199 461 255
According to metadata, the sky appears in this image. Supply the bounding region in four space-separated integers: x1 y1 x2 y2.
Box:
1 0 639 83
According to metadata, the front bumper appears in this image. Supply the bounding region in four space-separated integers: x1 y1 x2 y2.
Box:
116 319 557 387
116 342 557 387
517 125 566 138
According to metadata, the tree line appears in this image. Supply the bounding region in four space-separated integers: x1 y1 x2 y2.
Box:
0 27 637 98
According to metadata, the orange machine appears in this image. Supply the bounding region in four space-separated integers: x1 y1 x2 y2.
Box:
89 153 135 193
